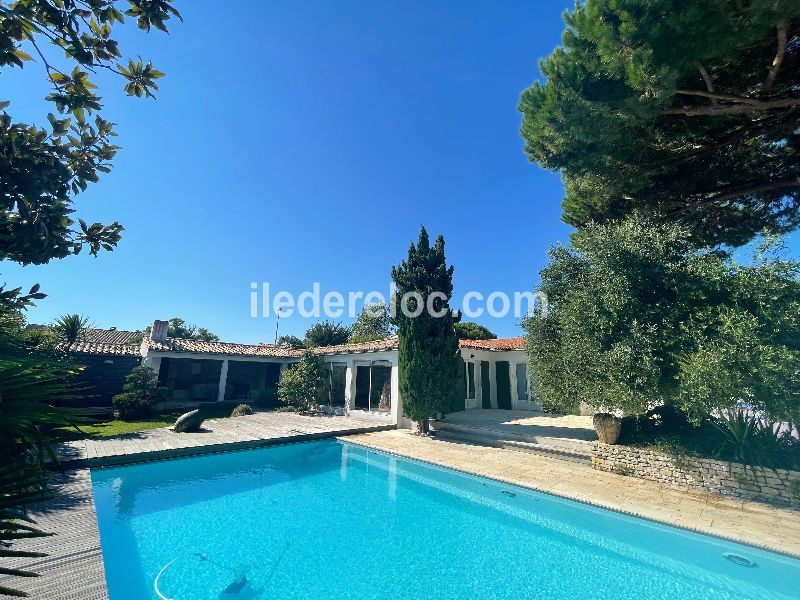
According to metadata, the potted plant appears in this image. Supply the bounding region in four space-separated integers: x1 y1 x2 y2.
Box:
593 412 622 444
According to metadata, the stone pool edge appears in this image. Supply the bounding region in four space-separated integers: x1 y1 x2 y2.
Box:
62 423 395 468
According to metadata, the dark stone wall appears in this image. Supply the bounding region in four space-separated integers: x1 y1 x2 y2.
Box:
69 354 141 407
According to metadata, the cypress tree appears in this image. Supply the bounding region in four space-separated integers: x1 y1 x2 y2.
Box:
391 227 461 434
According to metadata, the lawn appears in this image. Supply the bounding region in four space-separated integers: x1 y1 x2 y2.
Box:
54 405 237 441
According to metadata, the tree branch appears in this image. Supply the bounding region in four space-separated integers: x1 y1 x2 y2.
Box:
763 20 787 92
675 177 800 211
673 89 759 104
663 97 800 116
695 63 717 104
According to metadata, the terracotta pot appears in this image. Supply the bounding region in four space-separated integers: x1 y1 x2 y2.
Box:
593 412 622 444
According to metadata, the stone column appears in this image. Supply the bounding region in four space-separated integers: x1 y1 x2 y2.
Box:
510 362 518 409
489 360 498 409
344 360 357 414
217 359 229 402
390 362 401 425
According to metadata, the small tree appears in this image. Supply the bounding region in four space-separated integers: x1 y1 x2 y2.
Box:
454 322 496 340
524 214 800 424
349 302 391 343
304 320 351 348
112 366 163 421
391 227 460 434
277 350 328 412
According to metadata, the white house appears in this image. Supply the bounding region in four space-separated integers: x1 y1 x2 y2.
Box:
137 320 534 428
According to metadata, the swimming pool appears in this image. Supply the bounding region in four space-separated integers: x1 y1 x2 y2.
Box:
91 440 799 599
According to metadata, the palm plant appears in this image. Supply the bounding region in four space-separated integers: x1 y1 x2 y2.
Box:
52 314 90 346
0 310 85 596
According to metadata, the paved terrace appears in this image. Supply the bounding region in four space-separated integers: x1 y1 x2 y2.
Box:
2 413 390 599
59 411 392 466
344 429 800 558
435 409 596 459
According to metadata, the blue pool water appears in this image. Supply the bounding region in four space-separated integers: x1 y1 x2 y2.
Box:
91 440 799 599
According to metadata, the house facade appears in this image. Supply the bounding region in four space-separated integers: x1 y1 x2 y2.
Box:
70 320 536 426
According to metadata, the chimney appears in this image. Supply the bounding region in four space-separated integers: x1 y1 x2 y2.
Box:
150 320 169 343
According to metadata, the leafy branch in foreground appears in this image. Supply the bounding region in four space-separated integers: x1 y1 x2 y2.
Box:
0 1 182 268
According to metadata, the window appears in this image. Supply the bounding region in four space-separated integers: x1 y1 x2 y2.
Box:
354 362 392 412
325 362 347 408
516 363 529 401
466 362 476 400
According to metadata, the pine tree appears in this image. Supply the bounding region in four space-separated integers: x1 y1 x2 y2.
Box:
391 227 460 434
519 0 800 247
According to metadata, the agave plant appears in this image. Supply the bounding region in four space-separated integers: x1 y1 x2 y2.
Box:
712 409 778 475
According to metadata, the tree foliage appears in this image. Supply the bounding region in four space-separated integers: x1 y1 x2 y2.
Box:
349 301 391 344
303 320 351 348
277 349 327 412
391 227 460 433
454 321 496 340
52 313 89 345
276 334 305 349
0 0 182 304
519 0 800 246
524 214 800 423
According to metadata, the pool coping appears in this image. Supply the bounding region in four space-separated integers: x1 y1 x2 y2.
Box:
340 435 800 561
61 423 395 469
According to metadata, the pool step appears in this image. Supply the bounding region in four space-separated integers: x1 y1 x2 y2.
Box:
432 422 592 463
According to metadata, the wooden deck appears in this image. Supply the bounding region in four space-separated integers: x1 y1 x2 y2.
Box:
59 411 393 467
3 412 391 599
0 469 108 600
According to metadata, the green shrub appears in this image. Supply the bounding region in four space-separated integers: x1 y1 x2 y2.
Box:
277 350 327 412
112 366 163 421
231 403 254 417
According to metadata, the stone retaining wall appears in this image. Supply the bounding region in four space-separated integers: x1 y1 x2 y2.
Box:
592 443 800 509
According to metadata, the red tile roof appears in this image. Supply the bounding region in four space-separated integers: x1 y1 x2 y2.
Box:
458 337 525 351
311 335 399 355
69 340 142 356
144 335 400 357
144 337 299 357
68 328 142 356
140 334 523 357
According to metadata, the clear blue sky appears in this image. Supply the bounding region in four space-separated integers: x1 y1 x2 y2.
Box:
5 1 797 343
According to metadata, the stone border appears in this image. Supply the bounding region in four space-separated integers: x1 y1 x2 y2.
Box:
63 423 395 468
592 443 800 509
